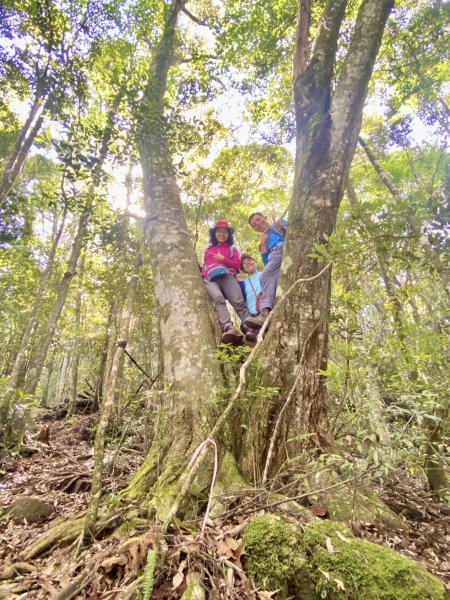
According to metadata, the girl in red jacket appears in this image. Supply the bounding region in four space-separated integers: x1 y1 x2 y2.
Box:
202 220 255 344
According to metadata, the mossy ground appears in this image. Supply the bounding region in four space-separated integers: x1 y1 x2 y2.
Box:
243 515 446 600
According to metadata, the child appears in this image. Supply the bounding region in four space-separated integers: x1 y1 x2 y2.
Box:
238 253 262 317
202 220 252 345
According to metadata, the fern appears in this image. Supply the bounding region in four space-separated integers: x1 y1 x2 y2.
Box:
142 548 157 600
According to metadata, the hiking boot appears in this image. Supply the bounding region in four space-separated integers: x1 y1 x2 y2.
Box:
221 326 243 345
244 328 258 344
244 308 270 330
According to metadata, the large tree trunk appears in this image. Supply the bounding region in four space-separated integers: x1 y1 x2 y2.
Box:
129 0 223 505
239 0 394 484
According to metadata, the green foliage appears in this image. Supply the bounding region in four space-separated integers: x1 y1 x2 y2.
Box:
142 548 157 600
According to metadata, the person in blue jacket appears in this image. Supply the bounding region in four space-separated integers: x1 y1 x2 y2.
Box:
238 253 262 316
244 212 287 329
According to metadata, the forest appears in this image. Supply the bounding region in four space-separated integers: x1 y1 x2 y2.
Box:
0 0 449 598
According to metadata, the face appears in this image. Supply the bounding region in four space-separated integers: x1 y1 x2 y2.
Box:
249 214 269 233
215 227 229 243
242 258 257 274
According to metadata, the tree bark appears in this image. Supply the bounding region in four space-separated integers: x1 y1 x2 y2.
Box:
130 0 223 502
239 0 394 484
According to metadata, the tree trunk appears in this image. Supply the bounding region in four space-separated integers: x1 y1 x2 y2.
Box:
0 206 67 432
20 88 124 402
68 250 86 416
129 0 223 504
0 87 53 206
81 244 144 538
94 302 116 408
239 0 394 484
23 206 91 397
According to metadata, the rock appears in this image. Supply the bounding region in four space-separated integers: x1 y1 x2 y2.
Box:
243 515 446 600
8 496 55 523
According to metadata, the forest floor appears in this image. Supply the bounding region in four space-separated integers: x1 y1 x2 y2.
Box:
1 415 450 599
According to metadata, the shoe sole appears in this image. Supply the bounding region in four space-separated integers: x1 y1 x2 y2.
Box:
222 333 244 345
244 318 264 329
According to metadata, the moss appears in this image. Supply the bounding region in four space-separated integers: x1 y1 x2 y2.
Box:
301 520 445 600
112 518 148 538
243 515 313 598
319 487 405 529
125 445 161 499
243 516 445 600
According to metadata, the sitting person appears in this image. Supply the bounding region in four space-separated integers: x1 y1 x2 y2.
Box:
238 253 262 316
244 212 287 330
202 220 251 345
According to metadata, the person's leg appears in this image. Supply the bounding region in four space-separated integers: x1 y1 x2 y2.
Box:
205 278 243 344
204 279 232 329
244 246 283 329
221 276 251 324
259 245 283 310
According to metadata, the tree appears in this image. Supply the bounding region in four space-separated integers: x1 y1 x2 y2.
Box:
123 0 396 509
239 0 394 481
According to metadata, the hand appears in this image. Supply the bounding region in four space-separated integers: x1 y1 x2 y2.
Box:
273 217 286 230
211 252 225 262
236 274 244 282
259 231 269 251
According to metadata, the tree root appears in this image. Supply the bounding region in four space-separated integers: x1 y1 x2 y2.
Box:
52 560 96 600
22 511 125 560
22 518 85 560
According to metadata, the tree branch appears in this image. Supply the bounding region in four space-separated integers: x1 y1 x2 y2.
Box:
181 6 208 26
292 0 311 85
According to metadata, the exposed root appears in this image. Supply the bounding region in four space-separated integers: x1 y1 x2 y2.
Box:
22 518 85 560
52 560 96 600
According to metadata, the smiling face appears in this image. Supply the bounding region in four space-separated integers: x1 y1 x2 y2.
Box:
242 257 257 274
249 213 269 233
215 227 229 243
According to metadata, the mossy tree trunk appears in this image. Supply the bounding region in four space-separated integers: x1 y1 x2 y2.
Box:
130 0 224 507
238 0 394 483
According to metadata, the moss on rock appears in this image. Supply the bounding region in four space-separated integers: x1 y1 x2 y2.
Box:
301 520 445 599
243 515 315 598
243 516 445 600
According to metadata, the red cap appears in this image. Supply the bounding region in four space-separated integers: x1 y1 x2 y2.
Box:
213 220 232 229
